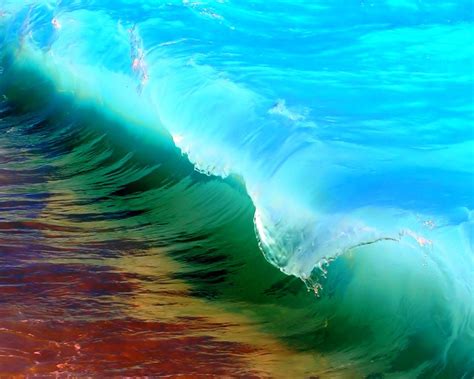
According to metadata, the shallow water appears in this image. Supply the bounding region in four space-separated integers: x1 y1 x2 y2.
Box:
0 105 319 377
0 1 473 378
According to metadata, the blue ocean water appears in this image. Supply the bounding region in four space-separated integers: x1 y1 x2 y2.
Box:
0 1 473 377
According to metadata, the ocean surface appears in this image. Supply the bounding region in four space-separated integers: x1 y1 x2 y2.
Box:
0 1 473 377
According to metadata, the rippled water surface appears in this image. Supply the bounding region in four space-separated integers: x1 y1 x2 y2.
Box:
1 1 473 377
0 105 320 376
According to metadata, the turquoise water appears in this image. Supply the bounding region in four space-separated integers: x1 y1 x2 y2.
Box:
0 1 473 377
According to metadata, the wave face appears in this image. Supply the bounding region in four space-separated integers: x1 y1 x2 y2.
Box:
1 1 473 377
